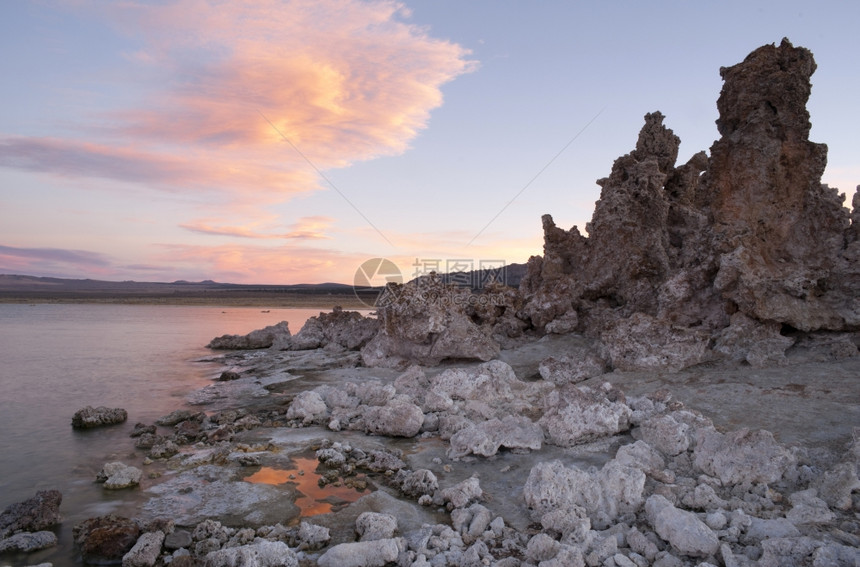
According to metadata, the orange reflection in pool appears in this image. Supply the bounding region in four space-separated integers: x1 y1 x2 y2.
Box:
244 467 293 485
243 458 368 516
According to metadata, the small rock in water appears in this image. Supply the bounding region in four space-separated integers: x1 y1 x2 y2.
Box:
97 462 143 490
72 405 128 429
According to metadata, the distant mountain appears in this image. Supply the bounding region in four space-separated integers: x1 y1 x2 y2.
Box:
0 263 528 301
433 262 527 289
0 274 357 298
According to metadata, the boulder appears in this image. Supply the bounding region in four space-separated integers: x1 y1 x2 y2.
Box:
0 490 62 538
207 321 291 350
72 405 128 429
361 398 424 437
645 494 720 558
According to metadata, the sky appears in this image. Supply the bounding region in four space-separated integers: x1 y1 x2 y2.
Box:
1 1 858 285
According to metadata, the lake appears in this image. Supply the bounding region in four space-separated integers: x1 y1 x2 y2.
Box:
0 303 328 565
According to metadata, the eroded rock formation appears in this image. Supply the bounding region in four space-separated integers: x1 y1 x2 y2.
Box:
520 38 859 371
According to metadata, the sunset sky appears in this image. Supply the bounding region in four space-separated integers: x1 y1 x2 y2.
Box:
1 1 858 285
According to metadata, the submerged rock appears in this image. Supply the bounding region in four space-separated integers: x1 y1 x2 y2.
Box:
72 405 128 429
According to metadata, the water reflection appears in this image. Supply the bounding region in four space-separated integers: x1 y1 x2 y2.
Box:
243 457 369 516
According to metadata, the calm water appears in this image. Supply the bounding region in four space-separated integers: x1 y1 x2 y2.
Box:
0 304 324 565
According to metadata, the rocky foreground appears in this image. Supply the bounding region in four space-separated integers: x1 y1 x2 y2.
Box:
4 337 857 567
2 38 858 567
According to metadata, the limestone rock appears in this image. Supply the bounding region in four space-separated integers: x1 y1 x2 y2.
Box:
537 349 607 384
693 427 796 484
296 521 330 550
0 490 62 538
439 476 483 509
0 530 58 553
203 540 298 567
288 307 379 351
98 462 143 490
72 405 128 429
74 515 141 565
286 391 328 425
361 398 425 438
156 409 199 426
355 512 397 541
713 312 795 366
360 274 500 367
517 39 859 372
122 531 165 567
645 494 720 558
316 537 405 567
539 383 631 446
207 321 291 350
813 462 860 510
448 414 543 458
524 459 646 530
638 413 691 457
600 313 711 372
396 469 439 499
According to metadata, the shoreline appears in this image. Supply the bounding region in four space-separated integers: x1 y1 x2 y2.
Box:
0 292 376 310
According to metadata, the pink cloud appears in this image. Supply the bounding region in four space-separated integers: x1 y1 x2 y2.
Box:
180 215 335 240
1 0 475 204
153 242 372 284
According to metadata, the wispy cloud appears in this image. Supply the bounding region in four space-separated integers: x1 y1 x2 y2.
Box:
180 215 335 240
0 0 475 204
0 244 115 278
153 242 371 284
0 244 112 267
